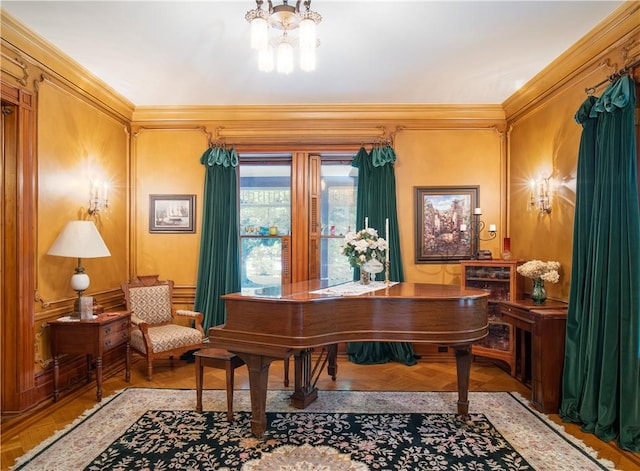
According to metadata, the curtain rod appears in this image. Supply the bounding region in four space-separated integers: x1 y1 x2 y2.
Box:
207 139 392 148
585 59 640 95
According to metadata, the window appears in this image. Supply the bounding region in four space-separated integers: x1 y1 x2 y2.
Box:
319 162 358 283
238 151 358 289
239 158 291 294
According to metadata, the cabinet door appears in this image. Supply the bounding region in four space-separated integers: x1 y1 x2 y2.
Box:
462 264 512 301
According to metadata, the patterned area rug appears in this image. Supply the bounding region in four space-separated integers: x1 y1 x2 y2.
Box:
12 389 617 470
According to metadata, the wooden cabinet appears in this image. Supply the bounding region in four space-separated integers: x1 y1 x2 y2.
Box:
499 300 568 413
49 311 131 402
460 260 524 375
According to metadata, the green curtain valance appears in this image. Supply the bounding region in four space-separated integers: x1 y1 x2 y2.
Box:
200 146 239 167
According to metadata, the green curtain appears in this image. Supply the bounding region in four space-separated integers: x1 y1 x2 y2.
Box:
194 146 241 332
560 75 640 452
347 145 417 366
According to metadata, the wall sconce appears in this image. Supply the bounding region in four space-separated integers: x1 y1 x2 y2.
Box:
88 180 109 216
529 177 552 215
460 208 496 259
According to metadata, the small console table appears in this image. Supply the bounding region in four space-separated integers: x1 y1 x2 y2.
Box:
49 311 131 402
499 299 568 413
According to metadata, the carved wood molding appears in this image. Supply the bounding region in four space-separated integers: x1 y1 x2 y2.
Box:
131 125 212 142
391 123 504 146
0 50 29 86
34 323 52 368
213 125 388 145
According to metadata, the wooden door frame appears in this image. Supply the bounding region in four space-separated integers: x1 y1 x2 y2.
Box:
1 80 37 414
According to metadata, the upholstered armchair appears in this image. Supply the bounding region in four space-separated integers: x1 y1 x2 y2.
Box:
121 275 205 380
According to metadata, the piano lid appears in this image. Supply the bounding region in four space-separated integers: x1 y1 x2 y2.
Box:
230 280 489 301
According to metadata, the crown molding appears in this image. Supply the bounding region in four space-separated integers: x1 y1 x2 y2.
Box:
131 104 505 125
504 2 639 121
1 9 135 120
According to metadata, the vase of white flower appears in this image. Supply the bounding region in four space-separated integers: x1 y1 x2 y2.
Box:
341 228 387 284
531 278 547 304
516 260 560 304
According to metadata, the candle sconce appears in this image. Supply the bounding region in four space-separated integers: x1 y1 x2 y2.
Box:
460 208 496 259
88 180 109 216
529 177 552 215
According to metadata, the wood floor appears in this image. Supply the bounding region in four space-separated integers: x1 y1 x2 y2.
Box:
2 355 638 470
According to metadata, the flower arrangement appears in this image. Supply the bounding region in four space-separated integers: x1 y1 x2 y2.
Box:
341 228 387 268
517 260 561 283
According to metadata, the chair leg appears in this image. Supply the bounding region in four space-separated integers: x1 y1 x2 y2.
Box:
147 361 153 381
225 362 235 421
195 355 204 413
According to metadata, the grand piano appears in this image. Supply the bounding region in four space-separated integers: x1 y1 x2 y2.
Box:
210 280 489 437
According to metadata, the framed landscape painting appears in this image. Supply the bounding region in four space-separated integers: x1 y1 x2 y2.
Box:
149 194 196 233
415 186 478 263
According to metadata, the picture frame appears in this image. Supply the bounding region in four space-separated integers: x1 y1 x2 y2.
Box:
149 194 196 233
415 186 478 263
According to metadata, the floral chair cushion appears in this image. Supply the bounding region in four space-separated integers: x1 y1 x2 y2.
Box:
128 284 173 324
130 324 203 354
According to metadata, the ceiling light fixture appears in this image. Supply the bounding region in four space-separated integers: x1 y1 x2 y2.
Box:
245 0 322 74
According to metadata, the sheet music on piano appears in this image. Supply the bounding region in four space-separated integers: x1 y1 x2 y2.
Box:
310 281 398 296
241 280 399 298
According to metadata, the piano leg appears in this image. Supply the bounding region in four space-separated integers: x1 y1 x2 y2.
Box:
290 348 318 408
327 344 338 380
454 345 472 417
290 345 338 408
235 353 275 438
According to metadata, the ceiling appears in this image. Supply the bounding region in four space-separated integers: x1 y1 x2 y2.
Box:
1 1 625 107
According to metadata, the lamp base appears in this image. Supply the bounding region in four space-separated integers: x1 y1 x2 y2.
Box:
72 295 82 319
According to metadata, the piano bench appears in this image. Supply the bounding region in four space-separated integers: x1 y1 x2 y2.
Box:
195 348 245 421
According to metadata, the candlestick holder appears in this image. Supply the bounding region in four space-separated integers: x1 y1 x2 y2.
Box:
470 213 496 259
385 260 390 286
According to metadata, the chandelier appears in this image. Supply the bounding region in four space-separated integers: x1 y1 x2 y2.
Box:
245 0 322 74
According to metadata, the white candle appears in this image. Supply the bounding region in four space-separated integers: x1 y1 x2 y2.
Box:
489 224 497 232
385 218 389 262
459 224 467 232
474 208 482 215
365 217 368 229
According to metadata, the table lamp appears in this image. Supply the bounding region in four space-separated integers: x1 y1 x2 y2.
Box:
47 220 111 318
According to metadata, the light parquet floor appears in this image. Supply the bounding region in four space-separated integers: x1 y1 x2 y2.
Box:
1 356 638 470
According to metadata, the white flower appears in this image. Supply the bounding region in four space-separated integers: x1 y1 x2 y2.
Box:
517 260 561 283
341 227 387 268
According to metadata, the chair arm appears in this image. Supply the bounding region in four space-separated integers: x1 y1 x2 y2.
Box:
176 309 205 335
131 315 150 335
131 315 146 327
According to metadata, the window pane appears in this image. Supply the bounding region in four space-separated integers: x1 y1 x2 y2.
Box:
320 163 358 283
239 160 291 293
241 237 282 295
239 163 291 235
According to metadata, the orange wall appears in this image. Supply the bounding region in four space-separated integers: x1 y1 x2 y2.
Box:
126 122 505 288
395 129 504 285
508 92 585 301
36 80 129 304
131 129 206 284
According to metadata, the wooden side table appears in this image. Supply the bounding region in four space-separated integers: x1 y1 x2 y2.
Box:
499 300 567 413
49 311 131 402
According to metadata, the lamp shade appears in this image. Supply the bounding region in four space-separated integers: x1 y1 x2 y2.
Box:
47 221 111 258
